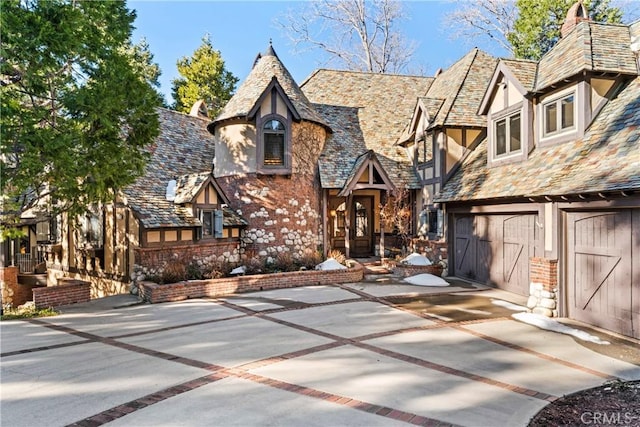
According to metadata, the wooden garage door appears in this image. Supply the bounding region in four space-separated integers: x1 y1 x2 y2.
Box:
453 214 539 296
567 210 639 339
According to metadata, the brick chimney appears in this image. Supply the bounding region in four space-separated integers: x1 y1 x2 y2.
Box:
561 1 590 38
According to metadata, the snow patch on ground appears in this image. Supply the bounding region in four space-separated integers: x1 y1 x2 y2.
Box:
401 253 432 266
512 312 610 345
403 274 449 287
315 258 347 271
492 299 527 311
230 266 246 275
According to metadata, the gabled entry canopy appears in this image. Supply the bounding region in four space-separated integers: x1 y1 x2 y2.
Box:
338 150 397 197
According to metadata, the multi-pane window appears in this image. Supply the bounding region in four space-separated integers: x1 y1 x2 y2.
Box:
263 119 285 166
495 112 521 157
544 93 574 136
200 209 223 239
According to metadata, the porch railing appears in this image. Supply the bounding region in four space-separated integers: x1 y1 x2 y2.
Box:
14 248 46 273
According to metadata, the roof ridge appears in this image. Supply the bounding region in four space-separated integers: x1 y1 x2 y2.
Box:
441 48 479 126
158 106 210 122
303 68 434 79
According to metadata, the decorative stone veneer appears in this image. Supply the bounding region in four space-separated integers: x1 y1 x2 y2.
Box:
138 263 364 303
1 266 20 307
527 257 559 317
0 266 47 308
132 240 241 283
217 174 323 260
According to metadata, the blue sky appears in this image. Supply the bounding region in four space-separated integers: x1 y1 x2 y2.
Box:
129 1 509 104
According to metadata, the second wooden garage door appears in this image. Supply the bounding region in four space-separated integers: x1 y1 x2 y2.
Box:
566 209 639 339
453 214 540 296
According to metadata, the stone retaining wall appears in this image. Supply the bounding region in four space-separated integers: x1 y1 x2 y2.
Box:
32 279 91 309
139 264 363 304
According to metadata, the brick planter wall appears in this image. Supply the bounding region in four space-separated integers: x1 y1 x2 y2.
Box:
32 279 91 309
527 257 559 317
139 264 364 304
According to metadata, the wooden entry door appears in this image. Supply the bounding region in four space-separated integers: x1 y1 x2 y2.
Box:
350 196 373 256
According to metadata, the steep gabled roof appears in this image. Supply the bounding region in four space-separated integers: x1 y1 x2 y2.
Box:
536 21 637 91
422 49 498 129
478 59 538 115
301 70 433 189
124 109 213 228
500 59 538 93
337 150 397 197
123 109 246 229
437 76 640 202
210 45 327 130
174 172 230 206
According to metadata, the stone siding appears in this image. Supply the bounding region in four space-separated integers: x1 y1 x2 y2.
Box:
132 239 241 285
218 173 323 260
32 279 91 309
139 264 363 304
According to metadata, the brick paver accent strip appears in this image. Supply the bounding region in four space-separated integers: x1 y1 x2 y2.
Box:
14 284 625 426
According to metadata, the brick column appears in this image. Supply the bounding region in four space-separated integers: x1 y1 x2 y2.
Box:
0 266 19 307
527 257 558 317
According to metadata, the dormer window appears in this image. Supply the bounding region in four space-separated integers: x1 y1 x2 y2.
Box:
495 112 521 157
543 93 575 137
263 119 285 166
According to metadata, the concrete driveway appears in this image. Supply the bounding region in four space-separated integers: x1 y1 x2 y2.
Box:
2 281 639 427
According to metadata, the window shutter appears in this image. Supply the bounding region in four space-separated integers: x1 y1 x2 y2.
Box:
214 210 223 238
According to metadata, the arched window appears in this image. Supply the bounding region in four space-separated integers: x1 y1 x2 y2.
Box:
262 119 285 166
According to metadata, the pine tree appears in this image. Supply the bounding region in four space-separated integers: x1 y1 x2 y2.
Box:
508 0 623 60
1 0 163 231
171 35 238 118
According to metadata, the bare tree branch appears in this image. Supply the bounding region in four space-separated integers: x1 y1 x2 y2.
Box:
277 0 415 73
442 0 516 57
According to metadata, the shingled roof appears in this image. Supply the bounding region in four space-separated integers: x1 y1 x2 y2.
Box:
437 76 640 202
423 49 498 129
536 21 637 91
301 70 433 189
210 45 327 130
123 108 245 229
500 59 538 93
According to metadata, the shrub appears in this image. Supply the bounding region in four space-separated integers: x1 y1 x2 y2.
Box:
273 252 296 272
244 256 264 275
161 260 187 284
186 261 204 280
328 249 346 265
299 249 323 270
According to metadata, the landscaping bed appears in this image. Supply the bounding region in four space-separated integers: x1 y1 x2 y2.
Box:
138 263 364 303
529 380 640 426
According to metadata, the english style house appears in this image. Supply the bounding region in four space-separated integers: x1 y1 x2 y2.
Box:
3 4 639 339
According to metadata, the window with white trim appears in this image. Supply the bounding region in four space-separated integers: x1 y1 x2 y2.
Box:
543 93 575 137
494 112 521 157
